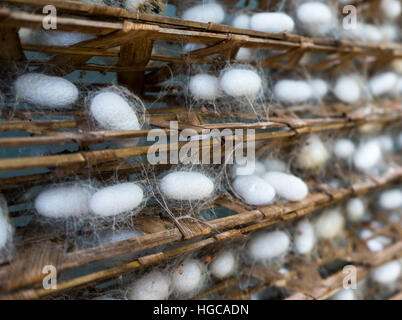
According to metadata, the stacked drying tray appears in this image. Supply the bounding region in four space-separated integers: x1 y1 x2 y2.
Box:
0 0 401 300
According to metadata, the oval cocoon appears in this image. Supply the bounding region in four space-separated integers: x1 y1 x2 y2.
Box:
309 79 328 100
209 250 236 280
90 91 141 130
189 74 220 100
220 68 262 98
160 171 214 201
334 76 361 104
14 73 79 108
369 72 398 96
263 171 308 202
233 175 276 206
248 230 290 262
296 2 334 36
89 183 143 217
353 140 382 172
250 13 294 34
295 220 316 255
315 209 345 239
378 189 402 210
232 14 250 29
274 80 312 104
371 261 401 285
182 3 225 24
333 139 355 160
296 134 329 169
346 198 365 222
172 260 204 294
35 184 93 218
129 271 170 300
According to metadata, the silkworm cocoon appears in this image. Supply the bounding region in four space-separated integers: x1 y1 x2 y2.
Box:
232 14 250 29
35 184 93 218
309 79 328 100
14 73 79 108
236 48 253 62
171 260 204 295
371 260 401 285
273 80 312 104
359 229 373 240
366 236 391 253
378 189 402 210
182 3 225 24
129 271 170 300
353 140 382 172
262 172 308 202
36 31 95 47
331 289 356 300
90 91 141 131
160 171 214 201
369 72 398 96
380 0 401 20
263 158 287 172
189 74 220 100
248 230 290 262
209 250 236 280
250 12 294 34
333 139 355 160
232 175 275 206
89 183 143 217
346 198 365 222
0 195 12 250
315 209 345 240
295 134 329 169
294 220 316 255
219 68 262 99
334 76 361 104
296 2 334 36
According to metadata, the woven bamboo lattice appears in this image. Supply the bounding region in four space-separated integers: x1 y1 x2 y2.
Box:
0 0 402 300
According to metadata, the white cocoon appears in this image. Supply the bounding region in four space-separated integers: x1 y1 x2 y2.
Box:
90 91 141 130
346 198 365 222
309 79 328 100
263 158 287 172
380 0 401 20
366 236 391 253
209 250 236 279
334 76 361 104
296 134 329 169
182 3 225 24
353 140 382 172
378 189 402 210
171 260 204 294
359 228 373 240
36 31 95 46
129 271 170 300
35 184 93 218
219 68 262 98
371 260 401 285
333 139 355 160
236 48 253 62
294 220 316 255
369 72 398 96
296 2 334 36
89 183 143 217
232 14 250 29
331 289 356 300
262 171 308 202
315 209 345 239
274 80 312 104
248 230 290 262
160 171 214 201
232 175 276 206
14 73 79 108
250 12 294 34
189 74 220 100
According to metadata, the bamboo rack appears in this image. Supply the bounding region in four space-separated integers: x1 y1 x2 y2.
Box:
0 0 402 300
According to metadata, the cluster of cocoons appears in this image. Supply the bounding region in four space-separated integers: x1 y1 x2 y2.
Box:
182 2 225 24
35 182 143 218
0 195 12 251
160 171 214 201
189 67 262 101
14 73 79 108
